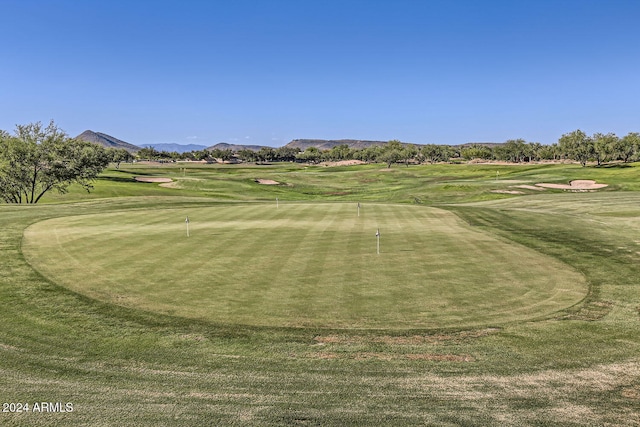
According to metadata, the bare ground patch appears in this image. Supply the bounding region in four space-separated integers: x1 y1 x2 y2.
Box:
320 160 366 167
398 360 640 425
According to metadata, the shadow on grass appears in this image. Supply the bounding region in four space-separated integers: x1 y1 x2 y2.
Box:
598 163 635 169
98 176 137 183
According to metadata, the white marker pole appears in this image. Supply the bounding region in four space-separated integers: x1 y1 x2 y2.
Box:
276 197 279 208
357 202 360 217
185 216 190 237
376 228 380 255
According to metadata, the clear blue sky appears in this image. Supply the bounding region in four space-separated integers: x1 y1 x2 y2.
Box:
1 0 639 147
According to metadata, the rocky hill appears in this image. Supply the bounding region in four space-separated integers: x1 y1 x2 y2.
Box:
76 130 140 152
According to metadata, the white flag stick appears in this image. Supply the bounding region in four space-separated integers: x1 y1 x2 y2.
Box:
357 202 360 217
185 216 190 237
376 228 380 254
276 197 279 208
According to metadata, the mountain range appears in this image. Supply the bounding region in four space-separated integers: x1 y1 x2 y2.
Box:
75 130 498 153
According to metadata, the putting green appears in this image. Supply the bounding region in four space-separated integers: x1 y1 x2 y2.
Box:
22 203 587 329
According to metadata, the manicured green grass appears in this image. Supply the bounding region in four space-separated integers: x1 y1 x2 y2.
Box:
2 162 640 426
22 203 585 329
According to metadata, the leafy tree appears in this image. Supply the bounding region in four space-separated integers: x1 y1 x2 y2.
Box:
558 130 594 167
592 132 618 166
401 144 418 166
461 144 492 161
537 143 560 160
527 142 542 162
237 149 258 163
107 148 134 169
354 146 381 163
616 132 640 162
296 147 321 164
275 146 300 162
502 139 528 163
0 121 109 203
325 144 351 161
137 146 159 160
378 149 402 168
209 148 234 162
256 147 276 163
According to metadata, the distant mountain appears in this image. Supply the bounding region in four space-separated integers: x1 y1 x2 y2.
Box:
76 130 140 152
141 143 207 153
207 142 271 152
285 139 396 151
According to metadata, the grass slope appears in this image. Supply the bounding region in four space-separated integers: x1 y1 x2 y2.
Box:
1 163 639 425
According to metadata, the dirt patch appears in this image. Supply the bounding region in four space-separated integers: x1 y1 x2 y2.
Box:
536 180 608 191
320 160 366 167
255 179 280 185
134 176 173 183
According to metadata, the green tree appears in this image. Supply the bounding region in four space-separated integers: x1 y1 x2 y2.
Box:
275 146 300 162
256 147 276 163
296 146 321 164
592 132 617 166
616 132 640 162
237 149 258 163
0 121 109 203
401 144 418 167
107 148 134 169
558 130 594 167
137 146 159 160
209 148 234 162
537 143 560 160
461 144 492 161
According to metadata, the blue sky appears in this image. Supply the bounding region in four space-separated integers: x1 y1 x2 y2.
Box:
1 0 639 147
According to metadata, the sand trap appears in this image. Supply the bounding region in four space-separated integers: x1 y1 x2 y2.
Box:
135 177 173 183
255 179 280 185
536 180 608 190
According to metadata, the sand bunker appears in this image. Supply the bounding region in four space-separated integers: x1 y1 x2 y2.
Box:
535 180 608 190
134 177 173 183
255 179 280 185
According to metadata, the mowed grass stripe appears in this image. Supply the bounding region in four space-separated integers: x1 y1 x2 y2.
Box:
22 203 587 329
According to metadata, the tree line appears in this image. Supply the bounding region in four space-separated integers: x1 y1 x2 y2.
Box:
2 121 639 204
137 130 640 167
